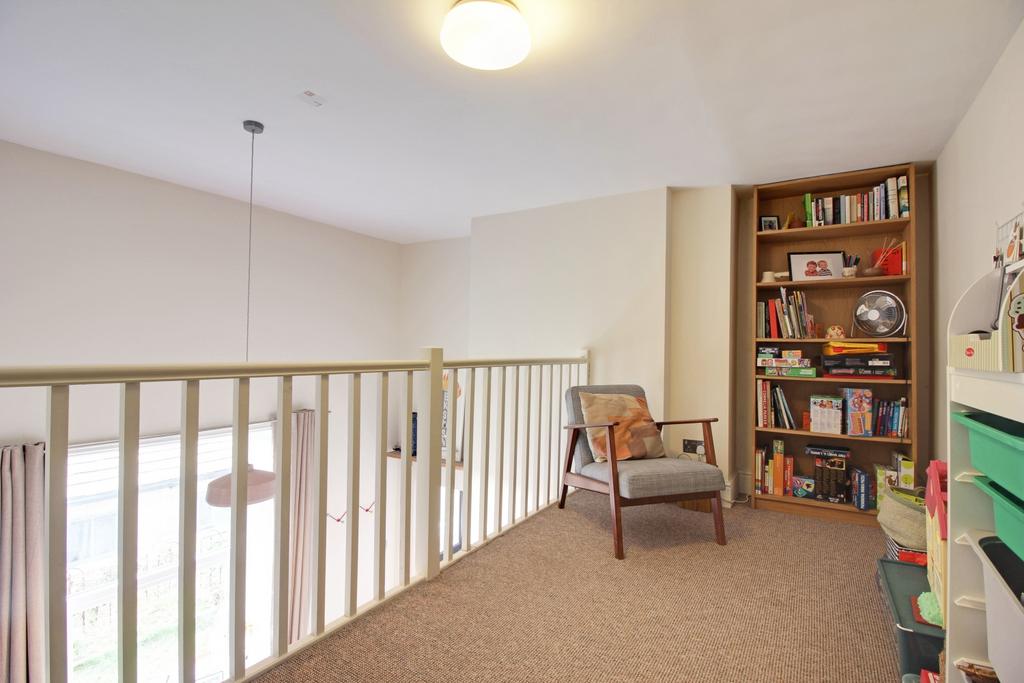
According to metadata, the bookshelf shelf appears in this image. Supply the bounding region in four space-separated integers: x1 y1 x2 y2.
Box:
754 426 911 445
756 217 910 243
749 163 930 524
755 275 910 290
754 337 910 343
752 492 879 526
754 373 910 385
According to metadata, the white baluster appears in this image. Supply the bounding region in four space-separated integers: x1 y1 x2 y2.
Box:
230 378 249 680
313 375 329 634
179 380 199 683
374 373 389 601
461 368 475 552
119 382 140 681
399 371 413 586
344 374 361 617
273 376 292 656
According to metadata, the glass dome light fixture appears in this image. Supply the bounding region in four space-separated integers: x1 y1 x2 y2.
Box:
440 0 531 71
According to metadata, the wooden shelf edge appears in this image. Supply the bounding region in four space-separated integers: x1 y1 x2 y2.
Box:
755 373 910 385
754 337 909 343
756 218 910 242
754 426 911 445
755 274 909 290
753 492 879 526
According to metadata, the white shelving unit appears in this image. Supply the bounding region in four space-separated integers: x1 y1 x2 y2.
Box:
945 260 1024 677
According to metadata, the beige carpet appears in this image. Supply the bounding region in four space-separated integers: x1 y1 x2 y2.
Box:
256 493 900 682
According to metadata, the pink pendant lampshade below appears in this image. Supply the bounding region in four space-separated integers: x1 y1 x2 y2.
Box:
205 464 276 507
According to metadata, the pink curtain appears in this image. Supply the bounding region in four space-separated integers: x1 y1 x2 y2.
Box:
0 444 46 683
288 411 316 644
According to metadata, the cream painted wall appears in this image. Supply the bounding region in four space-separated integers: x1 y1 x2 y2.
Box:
398 238 471 359
665 187 737 495
934 20 1024 458
468 188 670 416
0 139 408 618
0 139 403 442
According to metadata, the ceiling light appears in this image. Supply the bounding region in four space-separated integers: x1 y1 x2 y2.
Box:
440 0 531 71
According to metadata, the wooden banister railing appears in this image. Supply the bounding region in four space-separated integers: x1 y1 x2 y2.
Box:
0 348 588 683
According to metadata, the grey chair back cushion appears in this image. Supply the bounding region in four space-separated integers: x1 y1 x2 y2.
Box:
564 384 647 472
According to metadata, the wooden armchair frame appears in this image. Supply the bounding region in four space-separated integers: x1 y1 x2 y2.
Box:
557 417 726 559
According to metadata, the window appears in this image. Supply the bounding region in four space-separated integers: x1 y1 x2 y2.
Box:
67 423 275 683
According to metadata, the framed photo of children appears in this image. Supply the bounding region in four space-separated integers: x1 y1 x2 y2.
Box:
788 251 844 281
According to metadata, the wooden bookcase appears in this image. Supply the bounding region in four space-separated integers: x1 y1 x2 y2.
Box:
749 164 930 526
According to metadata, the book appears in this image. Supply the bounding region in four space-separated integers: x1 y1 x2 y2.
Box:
783 456 794 496
804 193 813 227
754 447 765 494
897 175 910 217
809 395 843 434
892 452 914 489
792 475 815 498
842 387 874 437
763 367 818 377
886 177 898 219
812 447 850 503
757 358 812 367
773 454 784 496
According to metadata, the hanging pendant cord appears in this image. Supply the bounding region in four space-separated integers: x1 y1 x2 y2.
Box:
245 129 255 363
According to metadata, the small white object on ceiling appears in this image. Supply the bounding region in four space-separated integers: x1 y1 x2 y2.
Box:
299 90 326 107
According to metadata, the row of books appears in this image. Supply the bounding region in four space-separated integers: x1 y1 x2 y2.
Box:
755 447 913 510
801 175 910 227
756 287 815 339
873 397 909 438
753 443 855 505
809 389 910 438
755 380 796 429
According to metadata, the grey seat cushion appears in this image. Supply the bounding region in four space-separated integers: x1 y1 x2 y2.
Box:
580 457 725 499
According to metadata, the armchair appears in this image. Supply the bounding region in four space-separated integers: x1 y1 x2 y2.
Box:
558 384 726 559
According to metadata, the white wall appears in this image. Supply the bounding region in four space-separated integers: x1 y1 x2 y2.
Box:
468 188 670 415
0 139 403 442
0 139 408 619
934 20 1024 457
398 238 471 359
665 187 736 493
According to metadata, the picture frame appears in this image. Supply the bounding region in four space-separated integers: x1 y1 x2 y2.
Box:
759 215 780 231
788 251 845 281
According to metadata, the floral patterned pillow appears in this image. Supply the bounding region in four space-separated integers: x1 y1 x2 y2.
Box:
578 392 666 462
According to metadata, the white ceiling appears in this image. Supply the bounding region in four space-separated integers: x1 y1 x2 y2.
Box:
2 1 1022 243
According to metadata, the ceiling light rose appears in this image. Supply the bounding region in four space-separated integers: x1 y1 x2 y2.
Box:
440 0 531 71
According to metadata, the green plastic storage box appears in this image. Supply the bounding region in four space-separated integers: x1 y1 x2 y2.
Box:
974 476 1024 562
952 411 1024 500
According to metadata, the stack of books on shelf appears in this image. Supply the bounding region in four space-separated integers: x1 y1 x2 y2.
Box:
757 347 816 377
802 174 910 227
756 287 815 339
756 379 796 429
822 341 897 378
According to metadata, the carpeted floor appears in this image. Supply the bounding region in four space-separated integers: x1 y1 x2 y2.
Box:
255 493 900 682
